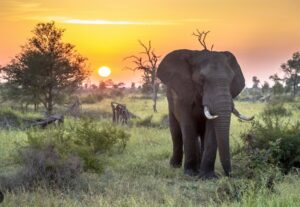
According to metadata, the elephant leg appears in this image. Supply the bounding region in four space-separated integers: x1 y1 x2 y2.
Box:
181 119 201 176
199 120 218 179
169 111 183 168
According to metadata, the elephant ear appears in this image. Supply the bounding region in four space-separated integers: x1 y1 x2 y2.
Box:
223 52 245 98
157 50 196 104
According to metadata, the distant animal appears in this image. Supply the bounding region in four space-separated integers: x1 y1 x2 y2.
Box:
157 49 253 178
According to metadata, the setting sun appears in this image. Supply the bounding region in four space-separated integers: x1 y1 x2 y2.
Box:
98 66 111 77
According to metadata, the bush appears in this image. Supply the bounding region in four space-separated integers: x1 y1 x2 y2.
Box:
160 114 169 128
135 115 160 128
7 120 130 189
0 108 23 129
214 173 282 205
234 103 300 174
81 93 104 104
74 120 130 153
108 89 124 98
18 144 83 188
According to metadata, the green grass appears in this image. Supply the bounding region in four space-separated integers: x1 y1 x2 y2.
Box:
0 96 299 206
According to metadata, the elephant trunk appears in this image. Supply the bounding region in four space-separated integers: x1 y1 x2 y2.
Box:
213 97 232 176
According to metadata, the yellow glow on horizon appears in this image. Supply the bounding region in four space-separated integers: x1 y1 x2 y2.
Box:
98 66 111 77
64 19 142 25
1 0 300 85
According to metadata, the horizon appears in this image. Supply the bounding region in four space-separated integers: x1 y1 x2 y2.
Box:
1 0 300 87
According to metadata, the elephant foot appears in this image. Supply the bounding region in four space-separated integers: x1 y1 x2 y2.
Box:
199 171 218 180
169 156 182 168
184 168 199 177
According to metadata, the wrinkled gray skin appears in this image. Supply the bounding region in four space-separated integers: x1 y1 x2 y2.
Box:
157 49 245 178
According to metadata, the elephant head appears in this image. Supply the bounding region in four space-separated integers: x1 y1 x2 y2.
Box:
157 49 253 176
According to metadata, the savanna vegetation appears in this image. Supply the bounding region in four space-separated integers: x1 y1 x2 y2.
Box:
0 22 299 206
0 96 299 206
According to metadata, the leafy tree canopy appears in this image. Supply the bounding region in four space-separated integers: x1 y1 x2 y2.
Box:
1 22 89 114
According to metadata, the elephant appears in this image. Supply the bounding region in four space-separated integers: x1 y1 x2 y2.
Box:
157 49 253 178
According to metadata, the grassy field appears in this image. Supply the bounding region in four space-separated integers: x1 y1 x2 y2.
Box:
0 95 299 207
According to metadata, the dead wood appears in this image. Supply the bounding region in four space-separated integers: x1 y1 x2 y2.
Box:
29 115 64 128
111 102 139 124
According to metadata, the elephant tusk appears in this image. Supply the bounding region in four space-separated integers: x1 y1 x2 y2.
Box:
232 108 254 121
204 106 218 120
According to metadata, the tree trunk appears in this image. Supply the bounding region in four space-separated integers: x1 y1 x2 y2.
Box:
152 68 158 112
152 82 158 112
47 91 53 116
293 82 296 97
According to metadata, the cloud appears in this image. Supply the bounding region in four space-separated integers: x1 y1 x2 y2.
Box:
64 19 147 25
36 17 214 26
60 18 177 25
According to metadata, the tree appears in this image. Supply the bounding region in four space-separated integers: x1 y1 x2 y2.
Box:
113 82 125 89
269 74 284 95
125 40 160 112
252 76 260 89
1 22 88 115
90 84 98 90
280 52 300 97
261 81 270 94
131 82 136 90
99 81 106 89
104 79 114 88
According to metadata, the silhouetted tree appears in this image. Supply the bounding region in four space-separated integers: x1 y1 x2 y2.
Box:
91 84 98 90
281 52 300 97
1 22 88 115
99 81 106 89
252 76 260 89
105 79 114 87
113 82 125 89
270 74 284 95
125 40 160 112
262 81 270 94
131 82 136 90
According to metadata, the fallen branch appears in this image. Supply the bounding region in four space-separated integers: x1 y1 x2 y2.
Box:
29 114 64 128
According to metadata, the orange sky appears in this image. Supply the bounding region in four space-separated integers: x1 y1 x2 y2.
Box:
1 0 300 86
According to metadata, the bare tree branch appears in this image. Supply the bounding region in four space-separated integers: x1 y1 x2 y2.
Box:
124 40 160 112
192 29 214 51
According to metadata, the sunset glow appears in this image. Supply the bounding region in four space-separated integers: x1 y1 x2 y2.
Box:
1 0 300 86
98 66 111 78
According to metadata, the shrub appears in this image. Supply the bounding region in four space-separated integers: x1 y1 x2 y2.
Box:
108 89 124 98
292 102 300 111
18 144 83 188
135 115 160 128
214 175 280 204
234 103 300 174
160 114 169 128
74 120 130 153
135 115 168 128
74 109 112 120
7 120 130 189
81 93 104 104
0 108 23 129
